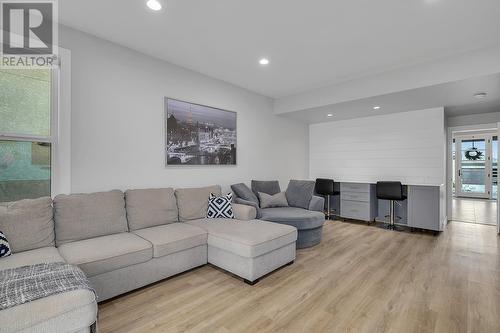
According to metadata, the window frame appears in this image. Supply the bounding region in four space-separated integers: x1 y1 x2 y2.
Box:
454 133 496 199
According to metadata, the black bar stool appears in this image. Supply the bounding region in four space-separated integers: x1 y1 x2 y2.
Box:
376 181 407 230
315 178 340 220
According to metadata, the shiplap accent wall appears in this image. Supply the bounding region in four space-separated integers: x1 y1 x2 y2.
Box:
309 108 446 186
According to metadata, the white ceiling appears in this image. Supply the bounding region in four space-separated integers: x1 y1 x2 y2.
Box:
283 73 500 123
60 0 500 98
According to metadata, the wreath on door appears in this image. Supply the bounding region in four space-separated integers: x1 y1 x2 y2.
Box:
465 148 483 161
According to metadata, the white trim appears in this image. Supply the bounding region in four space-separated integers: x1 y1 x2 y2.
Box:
454 135 492 199
51 46 71 196
0 133 51 142
446 122 499 223
497 123 500 234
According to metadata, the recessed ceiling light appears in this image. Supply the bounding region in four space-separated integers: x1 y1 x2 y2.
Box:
146 0 163 11
473 92 487 99
327 113 333 117
259 58 270 65
373 106 381 110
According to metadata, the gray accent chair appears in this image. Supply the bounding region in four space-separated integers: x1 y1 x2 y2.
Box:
231 182 261 218
232 180 326 249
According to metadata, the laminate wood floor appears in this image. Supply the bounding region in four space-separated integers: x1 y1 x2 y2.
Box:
452 198 497 226
98 220 500 333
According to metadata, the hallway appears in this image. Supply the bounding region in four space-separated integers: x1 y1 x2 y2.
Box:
452 198 497 226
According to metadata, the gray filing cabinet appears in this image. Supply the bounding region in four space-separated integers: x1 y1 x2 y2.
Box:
340 183 377 222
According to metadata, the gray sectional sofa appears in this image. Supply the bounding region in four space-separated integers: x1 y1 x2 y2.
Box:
232 180 326 248
0 185 297 333
0 197 97 333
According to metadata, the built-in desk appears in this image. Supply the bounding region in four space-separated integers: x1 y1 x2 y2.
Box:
339 183 377 221
335 182 445 232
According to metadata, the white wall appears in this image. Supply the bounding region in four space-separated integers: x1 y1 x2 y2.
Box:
309 108 446 186
59 26 308 193
447 110 500 128
275 45 500 114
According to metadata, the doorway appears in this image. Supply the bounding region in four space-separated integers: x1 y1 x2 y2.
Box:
454 134 497 199
452 130 497 226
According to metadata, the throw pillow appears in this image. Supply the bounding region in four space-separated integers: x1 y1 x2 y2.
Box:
285 180 315 209
207 193 235 219
251 180 281 197
231 183 259 206
0 231 12 258
258 192 289 209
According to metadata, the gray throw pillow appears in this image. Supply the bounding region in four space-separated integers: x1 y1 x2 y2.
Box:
231 183 259 205
285 180 315 209
258 192 289 209
251 180 281 196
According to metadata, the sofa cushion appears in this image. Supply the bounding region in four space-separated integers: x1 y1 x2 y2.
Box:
175 185 221 222
231 183 259 206
125 188 178 231
285 180 315 209
133 223 207 258
53 190 128 245
58 233 152 277
251 180 281 196
187 219 297 258
232 203 257 221
258 191 289 209
0 197 55 253
260 207 325 230
0 288 97 333
0 247 64 271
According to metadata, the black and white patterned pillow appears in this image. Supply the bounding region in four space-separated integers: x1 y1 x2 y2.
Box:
207 193 235 219
0 231 12 258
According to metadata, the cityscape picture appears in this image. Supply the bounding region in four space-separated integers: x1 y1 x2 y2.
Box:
165 98 237 165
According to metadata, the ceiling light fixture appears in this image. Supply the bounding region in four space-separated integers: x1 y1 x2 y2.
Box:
473 92 487 99
259 58 270 65
327 114 333 117
373 106 381 110
146 0 163 11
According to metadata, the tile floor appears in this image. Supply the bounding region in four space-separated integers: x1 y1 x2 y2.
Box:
452 198 497 226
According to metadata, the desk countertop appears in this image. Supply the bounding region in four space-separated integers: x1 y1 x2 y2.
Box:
337 181 445 187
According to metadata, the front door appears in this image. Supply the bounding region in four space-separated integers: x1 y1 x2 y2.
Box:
455 136 491 199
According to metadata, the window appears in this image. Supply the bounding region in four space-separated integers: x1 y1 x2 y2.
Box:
0 68 55 202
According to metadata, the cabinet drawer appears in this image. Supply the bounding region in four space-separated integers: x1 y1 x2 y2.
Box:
341 191 370 202
341 200 370 221
340 183 371 193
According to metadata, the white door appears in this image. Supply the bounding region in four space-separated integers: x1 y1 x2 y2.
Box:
497 126 500 234
455 135 491 199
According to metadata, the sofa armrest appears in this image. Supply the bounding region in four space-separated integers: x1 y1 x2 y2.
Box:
232 203 257 220
309 195 325 212
234 197 262 218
